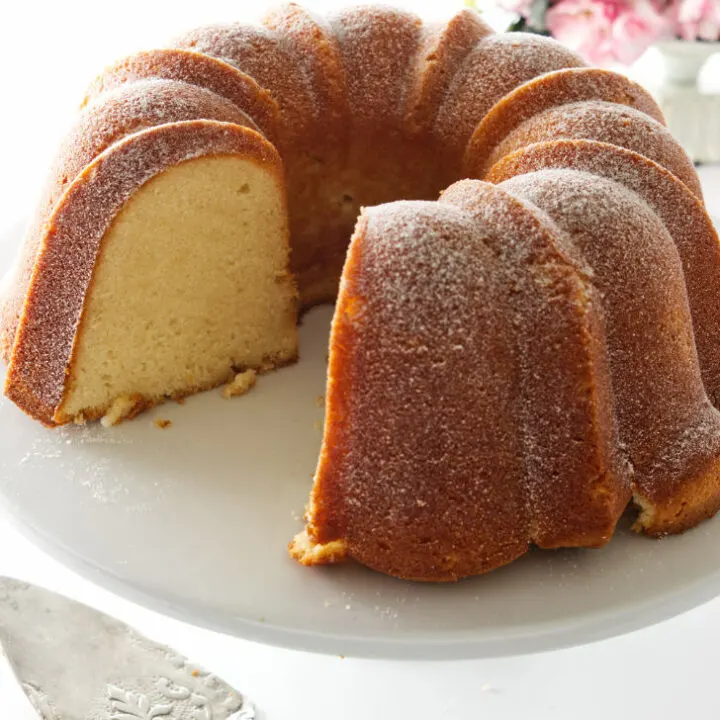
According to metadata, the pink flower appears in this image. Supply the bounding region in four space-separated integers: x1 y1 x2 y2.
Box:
496 0 535 16
546 0 670 65
546 0 616 65
612 0 670 63
674 0 720 40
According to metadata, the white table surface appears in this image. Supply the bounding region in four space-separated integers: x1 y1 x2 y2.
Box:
3 2 720 714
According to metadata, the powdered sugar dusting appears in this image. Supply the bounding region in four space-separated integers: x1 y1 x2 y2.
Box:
328 6 423 129
502 163 720 523
84 48 281 144
464 66 665 177
173 22 316 149
15 430 132 505
500 165 720 529
262 3 349 151
404 9 492 135
487 140 720 408
308 199 529 579
442 180 630 547
435 32 585 164
487 100 700 197
50 78 257 214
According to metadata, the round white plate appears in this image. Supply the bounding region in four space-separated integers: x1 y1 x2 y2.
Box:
2 221 720 660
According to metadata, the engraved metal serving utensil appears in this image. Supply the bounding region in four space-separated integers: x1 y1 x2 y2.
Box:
0 578 255 720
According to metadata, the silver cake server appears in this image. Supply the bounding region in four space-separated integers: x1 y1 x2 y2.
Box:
0 577 255 720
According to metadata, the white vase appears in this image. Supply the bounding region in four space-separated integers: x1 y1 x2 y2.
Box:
651 40 720 163
655 39 720 87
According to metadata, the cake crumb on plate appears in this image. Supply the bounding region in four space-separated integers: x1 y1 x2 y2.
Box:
223 369 257 399
101 395 145 427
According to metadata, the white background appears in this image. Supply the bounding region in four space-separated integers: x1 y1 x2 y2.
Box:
2 2 720 718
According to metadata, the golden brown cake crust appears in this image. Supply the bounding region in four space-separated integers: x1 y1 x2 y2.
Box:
502 167 720 534
5 121 285 426
487 140 720 409
173 22 316 153
404 9 492 137
464 67 665 179
480 101 701 199
328 6 423 132
83 48 281 145
434 32 585 167
487 140 720 537
260 3 353 304
297 202 530 580
440 180 631 550
263 3 349 158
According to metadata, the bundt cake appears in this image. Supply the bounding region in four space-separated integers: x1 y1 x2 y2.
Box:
3 3 720 580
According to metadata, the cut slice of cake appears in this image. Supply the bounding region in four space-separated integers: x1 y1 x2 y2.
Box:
5 120 297 426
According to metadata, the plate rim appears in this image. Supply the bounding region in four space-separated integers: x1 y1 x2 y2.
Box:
3 491 720 660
